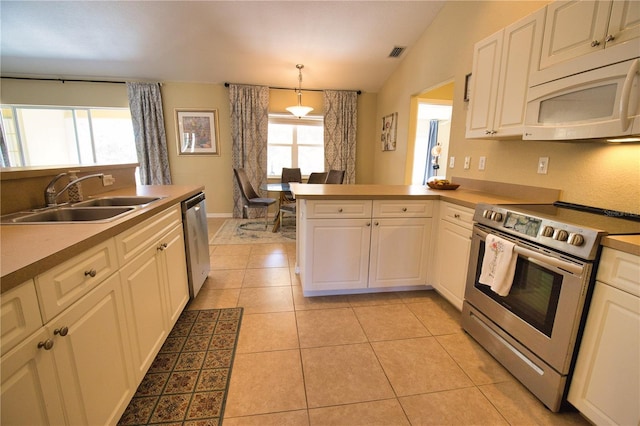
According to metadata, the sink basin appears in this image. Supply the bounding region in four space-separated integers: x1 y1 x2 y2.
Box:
2 207 135 224
72 196 162 207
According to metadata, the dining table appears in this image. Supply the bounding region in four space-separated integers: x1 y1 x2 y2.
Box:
260 182 291 232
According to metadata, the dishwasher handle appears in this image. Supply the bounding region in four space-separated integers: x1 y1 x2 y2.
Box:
183 192 206 212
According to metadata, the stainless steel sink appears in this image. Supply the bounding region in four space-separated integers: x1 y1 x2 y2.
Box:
72 196 162 207
2 207 135 224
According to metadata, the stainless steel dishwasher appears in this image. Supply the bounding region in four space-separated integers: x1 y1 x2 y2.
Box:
181 192 210 298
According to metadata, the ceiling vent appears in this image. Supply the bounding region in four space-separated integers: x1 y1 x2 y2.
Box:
388 46 406 58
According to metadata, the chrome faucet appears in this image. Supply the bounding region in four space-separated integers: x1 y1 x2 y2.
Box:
44 172 104 206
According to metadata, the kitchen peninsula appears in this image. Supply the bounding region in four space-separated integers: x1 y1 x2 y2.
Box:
289 180 560 298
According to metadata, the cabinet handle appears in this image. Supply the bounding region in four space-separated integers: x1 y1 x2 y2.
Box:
54 326 69 337
591 39 600 47
454 214 461 219
157 243 168 251
38 339 54 350
84 269 97 278
605 35 615 42
485 130 492 135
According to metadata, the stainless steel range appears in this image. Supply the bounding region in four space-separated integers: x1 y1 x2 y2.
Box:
462 202 640 412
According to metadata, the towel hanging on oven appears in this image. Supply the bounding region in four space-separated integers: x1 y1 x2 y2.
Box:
479 234 517 296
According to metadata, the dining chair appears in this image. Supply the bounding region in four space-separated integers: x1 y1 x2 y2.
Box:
307 172 328 184
281 167 302 202
233 168 276 229
326 169 345 184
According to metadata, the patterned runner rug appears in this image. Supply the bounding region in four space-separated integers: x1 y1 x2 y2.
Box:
118 307 243 425
210 217 296 245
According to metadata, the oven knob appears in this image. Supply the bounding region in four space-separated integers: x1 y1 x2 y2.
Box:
483 209 493 219
553 229 569 241
568 233 585 246
541 226 554 237
490 212 503 222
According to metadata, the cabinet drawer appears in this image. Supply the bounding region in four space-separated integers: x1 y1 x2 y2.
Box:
440 202 474 230
597 248 640 297
306 200 372 219
116 204 182 265
1 280 43 355
373 200 433 218
35 239 118 322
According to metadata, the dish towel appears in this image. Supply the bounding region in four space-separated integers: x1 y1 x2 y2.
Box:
479 234 517 296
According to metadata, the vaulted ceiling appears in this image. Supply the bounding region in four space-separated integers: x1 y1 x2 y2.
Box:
1 1 446 92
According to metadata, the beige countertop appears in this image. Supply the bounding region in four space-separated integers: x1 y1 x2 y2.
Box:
289 184 551 209
602 235 640 256
1 185 203 292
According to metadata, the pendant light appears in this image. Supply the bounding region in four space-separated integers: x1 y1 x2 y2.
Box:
286 64 313 118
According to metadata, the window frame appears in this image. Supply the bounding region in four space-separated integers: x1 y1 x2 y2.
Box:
267 113 324 178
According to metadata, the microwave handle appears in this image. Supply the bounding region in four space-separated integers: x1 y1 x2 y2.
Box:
620 58 639 132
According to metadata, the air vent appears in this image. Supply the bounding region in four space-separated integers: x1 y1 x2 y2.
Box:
388 46 406 58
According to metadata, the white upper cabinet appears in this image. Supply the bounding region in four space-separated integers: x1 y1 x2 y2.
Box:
466 8 545 139
540 0 640 70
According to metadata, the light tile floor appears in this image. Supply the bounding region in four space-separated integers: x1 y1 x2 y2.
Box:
187 219 589 425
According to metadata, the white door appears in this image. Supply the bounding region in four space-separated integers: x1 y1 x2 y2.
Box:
369 218 431 288
305 219 371 291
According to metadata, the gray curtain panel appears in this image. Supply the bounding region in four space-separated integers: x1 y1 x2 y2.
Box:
127 82 172 185
424 119 439 183
0 122 10 167
323 90 357 184
229 84 270 218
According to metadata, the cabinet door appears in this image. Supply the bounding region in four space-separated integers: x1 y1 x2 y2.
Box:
466 29 503 138
539 0 610 69
304 219 370 292
568 282 639 425
1 328 66 425
494 8 545 137
607 0 640 48
50 273 135 426
369 218 431 288
159 224 189 328
434 220 472 310
120 245 168 381
1 280 43 356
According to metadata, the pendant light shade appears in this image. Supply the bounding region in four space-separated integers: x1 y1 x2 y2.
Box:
286 64 313 118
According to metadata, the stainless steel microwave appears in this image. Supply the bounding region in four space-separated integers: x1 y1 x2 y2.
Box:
524 58 640 141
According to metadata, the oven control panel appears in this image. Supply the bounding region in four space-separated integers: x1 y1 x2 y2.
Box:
475 203 604 260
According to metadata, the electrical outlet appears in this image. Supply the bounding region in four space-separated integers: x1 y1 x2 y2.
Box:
479 156 486 170
449 157 455 168
464 156 471 170
537 157 549 174
102 174 116 186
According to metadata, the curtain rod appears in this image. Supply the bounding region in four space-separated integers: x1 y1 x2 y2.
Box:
224 82 361 95
2 76 127 84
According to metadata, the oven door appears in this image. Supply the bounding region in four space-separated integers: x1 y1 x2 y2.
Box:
464 224 592 374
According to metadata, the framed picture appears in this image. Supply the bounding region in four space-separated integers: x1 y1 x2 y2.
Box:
464 73 472 102
176 109 220 156
381 112 398 151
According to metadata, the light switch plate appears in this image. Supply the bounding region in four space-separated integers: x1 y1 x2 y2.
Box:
464 156 471 170
449 157 455 168
479 156 486 170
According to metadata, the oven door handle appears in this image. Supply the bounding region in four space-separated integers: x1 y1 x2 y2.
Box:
476 228 584 275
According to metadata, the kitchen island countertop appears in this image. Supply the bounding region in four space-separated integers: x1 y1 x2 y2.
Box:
1 185 203 292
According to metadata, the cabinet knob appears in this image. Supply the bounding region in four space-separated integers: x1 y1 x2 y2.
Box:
605 34 615 42
338 208 343 213
54 326 69 337
402 207 407 212
38 339 54 350
157 243 168 251
485 130 492 135
366 222 371 227
374 221 379 226
84 269 97 277
454 214 460 219
591 39 600 47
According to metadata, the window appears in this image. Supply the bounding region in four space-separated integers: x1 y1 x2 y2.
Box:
1 105 137 168
267 114 324 177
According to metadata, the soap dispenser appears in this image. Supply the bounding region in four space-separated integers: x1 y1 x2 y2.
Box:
67 170 83 203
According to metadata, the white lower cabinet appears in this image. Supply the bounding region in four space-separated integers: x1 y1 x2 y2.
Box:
1 273 135 426
434 202 474 310
568 248 639 425
301 199 433 295
1 203 190 425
